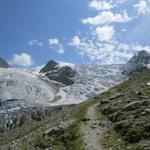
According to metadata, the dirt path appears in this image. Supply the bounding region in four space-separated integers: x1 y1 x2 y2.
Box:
80 104 105 150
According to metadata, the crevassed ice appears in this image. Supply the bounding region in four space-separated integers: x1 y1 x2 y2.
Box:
0 68 55 105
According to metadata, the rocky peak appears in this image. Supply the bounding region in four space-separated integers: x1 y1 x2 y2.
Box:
0 57 10 68
128 50 150 65
40 60 76 85
124 50 150 75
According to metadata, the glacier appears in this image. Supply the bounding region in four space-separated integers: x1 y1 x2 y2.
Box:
0 63 126 129
51 64 125 105
0 64 126 107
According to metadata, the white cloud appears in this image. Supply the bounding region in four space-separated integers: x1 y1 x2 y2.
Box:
11 53 33 67
57 44 64 54
71 36 81 46
93 25 115 41
131 43 150 53
82 11 132 25
134 0 150 14
69 0 150 64
48 38 64 54
70 34 150 64
48 38 59 45
28 40 43 47
89 0 114 11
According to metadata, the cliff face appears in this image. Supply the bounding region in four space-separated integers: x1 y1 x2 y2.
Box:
0 58 10 68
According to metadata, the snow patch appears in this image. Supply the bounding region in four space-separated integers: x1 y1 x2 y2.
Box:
56 61 75 69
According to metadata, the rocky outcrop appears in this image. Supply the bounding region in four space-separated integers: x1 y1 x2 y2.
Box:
0 58 10 68
123 50 150 75
40 60 76 85
122 100 148 111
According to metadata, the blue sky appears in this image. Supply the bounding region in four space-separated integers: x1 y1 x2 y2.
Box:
0 0 150 67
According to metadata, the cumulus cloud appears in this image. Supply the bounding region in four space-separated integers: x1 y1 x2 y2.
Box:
48 38 59 45
89 0 114 11
28 40 43 47
134 0 150 14
69 0 150 64
48 38 64 54
70 35 150 64
94 26 115 42
11 53 33 67
57 44 64 54
70 36 81 46
82 11 132 25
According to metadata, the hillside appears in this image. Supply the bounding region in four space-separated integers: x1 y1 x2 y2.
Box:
97 69 150 150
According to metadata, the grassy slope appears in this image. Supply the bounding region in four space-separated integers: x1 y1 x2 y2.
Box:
97 69 150 150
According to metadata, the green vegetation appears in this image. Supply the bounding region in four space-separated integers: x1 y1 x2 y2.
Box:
97 69 150 150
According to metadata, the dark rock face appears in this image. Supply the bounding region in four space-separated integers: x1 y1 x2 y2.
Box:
40 60 76 85
123 50 150 75
0 58 10 68
128 50 150 65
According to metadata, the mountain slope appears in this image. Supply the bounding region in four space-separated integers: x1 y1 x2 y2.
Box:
0 69 149 150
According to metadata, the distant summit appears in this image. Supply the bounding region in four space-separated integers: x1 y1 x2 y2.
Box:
124 50 150 75
0 57 10 68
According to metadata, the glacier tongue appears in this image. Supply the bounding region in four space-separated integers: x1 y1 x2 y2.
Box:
0 68 55 105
